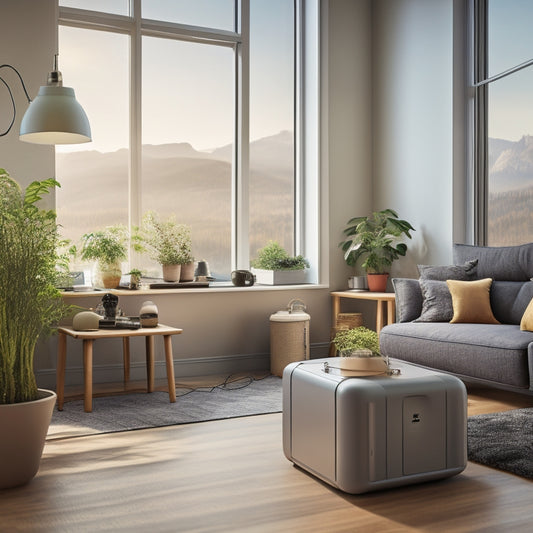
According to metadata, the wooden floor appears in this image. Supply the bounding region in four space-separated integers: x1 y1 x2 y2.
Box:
1 379 532 532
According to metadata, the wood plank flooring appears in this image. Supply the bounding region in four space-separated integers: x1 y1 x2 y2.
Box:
1 379 532 532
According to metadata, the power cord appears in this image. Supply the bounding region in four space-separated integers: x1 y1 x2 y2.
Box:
174 373 273 397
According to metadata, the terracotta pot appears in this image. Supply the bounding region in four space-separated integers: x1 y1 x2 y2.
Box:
0 389 56 489
162 264 181 282
366 273 389 292
179 261 195 282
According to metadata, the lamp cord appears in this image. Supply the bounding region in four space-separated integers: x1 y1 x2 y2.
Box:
0 64 32 137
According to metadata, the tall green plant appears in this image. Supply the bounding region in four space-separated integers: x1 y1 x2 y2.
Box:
0 170 68 404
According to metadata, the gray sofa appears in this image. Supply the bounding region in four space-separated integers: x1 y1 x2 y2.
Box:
380 243 533 394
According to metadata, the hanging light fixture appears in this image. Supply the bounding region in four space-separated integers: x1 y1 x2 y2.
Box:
0 55 91 145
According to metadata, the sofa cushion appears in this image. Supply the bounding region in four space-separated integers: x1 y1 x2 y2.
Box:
392 278 423 322
489 281 533 324
417 259 478 281
380 322 532 388
413 279 453 322
447 278 499 324
520 298 533 331
453 242 533 281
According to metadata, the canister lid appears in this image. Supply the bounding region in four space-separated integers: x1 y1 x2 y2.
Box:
270 310 310 322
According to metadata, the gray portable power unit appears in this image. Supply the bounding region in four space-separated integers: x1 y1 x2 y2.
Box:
282 358 467 494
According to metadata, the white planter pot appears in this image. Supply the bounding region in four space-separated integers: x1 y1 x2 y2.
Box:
162 264 181 282
251 268 309 285
0 389 56 489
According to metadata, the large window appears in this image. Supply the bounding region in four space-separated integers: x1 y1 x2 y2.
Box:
56 0 312 282
472 0 533 246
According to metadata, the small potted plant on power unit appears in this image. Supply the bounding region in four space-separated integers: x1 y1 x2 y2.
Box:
332 326 389 373
134 211 194 282
0 170 70 489
339 208 415 292
79 224 129 289
251 240 310 285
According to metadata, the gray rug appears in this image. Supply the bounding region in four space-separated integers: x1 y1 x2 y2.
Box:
48 375 282 440
468 408 533 479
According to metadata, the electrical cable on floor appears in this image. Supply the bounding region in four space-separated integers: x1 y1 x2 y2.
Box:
174 373 272 397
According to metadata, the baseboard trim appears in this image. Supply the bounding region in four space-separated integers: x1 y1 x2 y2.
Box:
36 342 331 389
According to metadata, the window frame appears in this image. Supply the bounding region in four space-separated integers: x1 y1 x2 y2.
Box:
470 0 533 245
58 0 320 282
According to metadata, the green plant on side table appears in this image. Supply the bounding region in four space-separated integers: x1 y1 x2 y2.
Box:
79 224 129 289
339 208 415 292
133 211 193 282
251 241 310 285
0 170 70 489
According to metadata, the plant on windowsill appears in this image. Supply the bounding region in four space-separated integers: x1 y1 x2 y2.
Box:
339 208 415 292
133 211 193 282
126 268 143 290
79 225 129 289
250 240 310 285
0 170 70 489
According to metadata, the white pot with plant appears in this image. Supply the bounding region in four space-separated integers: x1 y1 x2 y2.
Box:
0 170 70 489
134 211 193 282
79 225 129 289
331 326 389 373
251 241 310 285
339 209 415 292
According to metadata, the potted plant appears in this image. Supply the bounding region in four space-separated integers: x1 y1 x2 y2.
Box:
332 326 388 373
250 241 310 285
80 225 129 289
126 268 143 290
339 208 415 292
134 211 193 282
0 170 69 489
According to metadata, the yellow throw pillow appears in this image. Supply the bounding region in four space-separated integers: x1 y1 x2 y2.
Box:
520 297 533 331
446 278 500 324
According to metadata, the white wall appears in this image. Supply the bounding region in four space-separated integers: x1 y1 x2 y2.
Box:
0 0 56 208
373 0 456 275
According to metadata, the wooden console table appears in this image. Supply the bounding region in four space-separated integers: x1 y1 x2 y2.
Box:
56 324 182 412
331 291 396 333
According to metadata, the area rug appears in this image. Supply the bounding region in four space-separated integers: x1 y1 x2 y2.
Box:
468 407 533 479
48 375 282 440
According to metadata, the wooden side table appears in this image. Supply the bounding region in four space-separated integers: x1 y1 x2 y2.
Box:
56 324 183 412
331 291 396 334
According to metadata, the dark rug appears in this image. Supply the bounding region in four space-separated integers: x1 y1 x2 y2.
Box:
468 408 533 479
48 375 282 440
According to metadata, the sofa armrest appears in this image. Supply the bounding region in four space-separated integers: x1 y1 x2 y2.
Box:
392 278 423 323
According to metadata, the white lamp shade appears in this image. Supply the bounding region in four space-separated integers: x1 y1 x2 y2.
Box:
19 85 91 144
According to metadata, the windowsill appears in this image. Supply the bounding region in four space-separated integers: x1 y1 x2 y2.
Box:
61 283 328 298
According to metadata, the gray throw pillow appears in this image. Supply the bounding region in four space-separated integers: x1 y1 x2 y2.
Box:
417 259 478 281
413 279 453 322
392 278 423 323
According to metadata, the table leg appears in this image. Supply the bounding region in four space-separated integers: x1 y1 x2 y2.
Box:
83 339 94 413
56 331 67 411
164 335 176 403
376 301 384 333
387 299 396 326
332 294 341 327
123 337 130 384
145 336 155 393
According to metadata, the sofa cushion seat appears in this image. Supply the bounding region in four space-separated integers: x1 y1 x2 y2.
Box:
380 322 533 389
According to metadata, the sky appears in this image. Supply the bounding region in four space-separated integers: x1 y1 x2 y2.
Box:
56 0 294 154
487 0 533 142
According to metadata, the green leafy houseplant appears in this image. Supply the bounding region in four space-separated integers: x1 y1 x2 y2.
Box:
134 211 193 266
251 241 309 271
333 326 381 357
80 225 129 266
0 170 68 404
340 209 415 274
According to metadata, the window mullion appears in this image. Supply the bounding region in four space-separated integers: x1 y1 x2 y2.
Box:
234 0 249 270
